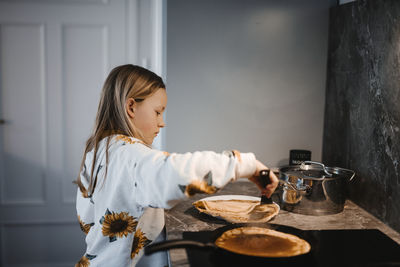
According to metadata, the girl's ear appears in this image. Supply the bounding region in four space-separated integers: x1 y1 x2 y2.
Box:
125 98 136 119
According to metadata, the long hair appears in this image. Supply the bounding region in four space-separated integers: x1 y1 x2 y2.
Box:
75 64 165 197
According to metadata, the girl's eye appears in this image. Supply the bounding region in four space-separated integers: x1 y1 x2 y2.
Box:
156 111 161 115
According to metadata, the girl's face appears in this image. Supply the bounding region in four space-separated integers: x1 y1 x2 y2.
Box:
130 89 167 145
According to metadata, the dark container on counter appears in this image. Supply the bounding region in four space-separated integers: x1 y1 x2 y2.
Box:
289 150 311 165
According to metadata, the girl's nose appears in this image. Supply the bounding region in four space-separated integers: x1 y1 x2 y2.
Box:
159 117 166 128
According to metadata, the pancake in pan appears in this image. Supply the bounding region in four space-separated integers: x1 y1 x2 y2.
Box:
215 226 311 257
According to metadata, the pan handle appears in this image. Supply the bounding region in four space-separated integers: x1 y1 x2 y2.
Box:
145 239 215 255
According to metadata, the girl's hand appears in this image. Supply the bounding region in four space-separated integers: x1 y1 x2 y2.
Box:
248 160 279 198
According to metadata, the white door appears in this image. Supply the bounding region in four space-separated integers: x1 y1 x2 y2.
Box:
0 0 164 266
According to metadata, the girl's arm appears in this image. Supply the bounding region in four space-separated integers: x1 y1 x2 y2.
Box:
128 145 257 209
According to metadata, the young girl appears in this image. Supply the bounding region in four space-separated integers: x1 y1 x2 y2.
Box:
75 64 278 267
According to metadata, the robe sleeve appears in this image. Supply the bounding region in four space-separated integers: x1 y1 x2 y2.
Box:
124 145 256 209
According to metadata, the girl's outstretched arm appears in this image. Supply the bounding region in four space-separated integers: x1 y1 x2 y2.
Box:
125 144 258 209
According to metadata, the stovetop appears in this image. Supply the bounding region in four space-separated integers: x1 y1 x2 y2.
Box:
182 226 400 267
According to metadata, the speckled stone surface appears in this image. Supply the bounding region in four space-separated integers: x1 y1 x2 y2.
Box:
165 181 400 267
323 0 400 233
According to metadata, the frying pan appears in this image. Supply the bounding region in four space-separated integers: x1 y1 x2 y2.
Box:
145 224 315 267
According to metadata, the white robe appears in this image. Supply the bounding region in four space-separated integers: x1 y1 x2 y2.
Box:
75 134 256 267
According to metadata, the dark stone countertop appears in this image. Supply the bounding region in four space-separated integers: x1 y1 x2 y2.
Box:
165 180 400 267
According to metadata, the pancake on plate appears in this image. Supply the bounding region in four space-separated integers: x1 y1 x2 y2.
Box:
215 226 311 257
193 198 279 223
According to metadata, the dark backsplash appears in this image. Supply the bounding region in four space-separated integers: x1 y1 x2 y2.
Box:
323 0 400 232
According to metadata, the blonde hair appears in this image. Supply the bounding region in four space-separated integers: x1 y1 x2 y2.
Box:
75 64 165 197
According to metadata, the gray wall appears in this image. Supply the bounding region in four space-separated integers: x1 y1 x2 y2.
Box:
166 0 333 167
323 0 400 232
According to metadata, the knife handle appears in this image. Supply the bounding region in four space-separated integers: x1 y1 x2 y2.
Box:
260 169 273 204
259 169 270 187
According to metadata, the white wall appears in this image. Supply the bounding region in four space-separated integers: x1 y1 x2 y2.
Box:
166 0 333 167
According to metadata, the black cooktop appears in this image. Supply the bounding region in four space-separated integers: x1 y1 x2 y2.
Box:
182 225 400 267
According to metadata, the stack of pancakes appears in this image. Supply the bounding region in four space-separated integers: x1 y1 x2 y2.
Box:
193 199 279 223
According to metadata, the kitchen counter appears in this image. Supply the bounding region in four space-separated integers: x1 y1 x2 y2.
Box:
165 179 400 267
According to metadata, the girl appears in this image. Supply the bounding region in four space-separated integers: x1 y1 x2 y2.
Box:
75 64 278 267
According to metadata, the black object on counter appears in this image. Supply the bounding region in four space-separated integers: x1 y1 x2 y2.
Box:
182 226 400 267
289 149 311 165
259 169 273 204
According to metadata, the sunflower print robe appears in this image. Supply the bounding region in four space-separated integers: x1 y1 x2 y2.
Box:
76 135 256 267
